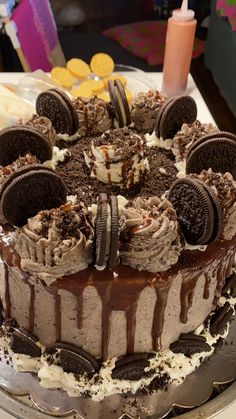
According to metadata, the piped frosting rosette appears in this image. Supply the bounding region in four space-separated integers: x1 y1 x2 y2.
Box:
119 196 183 272
14 202 94 285
84 127 149 189
18 114 58 146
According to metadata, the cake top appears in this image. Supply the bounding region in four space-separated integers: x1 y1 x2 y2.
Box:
0 80 236 281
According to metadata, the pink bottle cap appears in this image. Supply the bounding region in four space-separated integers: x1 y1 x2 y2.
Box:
172 0 195 22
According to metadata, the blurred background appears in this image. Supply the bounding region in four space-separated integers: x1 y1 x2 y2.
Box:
0 0 235 130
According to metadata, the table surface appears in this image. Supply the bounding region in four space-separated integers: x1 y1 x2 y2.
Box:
0 71 234 419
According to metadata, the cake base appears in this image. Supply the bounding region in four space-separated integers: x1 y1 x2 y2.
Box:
0 297 235 419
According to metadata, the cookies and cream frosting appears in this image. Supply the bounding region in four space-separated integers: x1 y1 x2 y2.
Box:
14 203 94 284
18 114 57 146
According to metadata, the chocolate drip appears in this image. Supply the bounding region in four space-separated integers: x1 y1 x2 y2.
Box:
28 284 35 333
152 278 172 351
213 256 230 306
203 273 211 300
4 263 11 318
54 293 62 342
180 274 199 324
76 288 84 329
126 302 138 354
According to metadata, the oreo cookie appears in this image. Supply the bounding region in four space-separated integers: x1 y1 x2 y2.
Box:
201 182 223 244
11 327 42 358
49 88 79 134
112 352 153 381
51 342 99 376
222 273 236 298
109 195 119 268
36 89 78 135
0 126 52 167
108 79 131 127
95 193 108 268
210 302 234 336
170 334 211 357
155 96 197 140
168 178 222 245
0 166 67 226
186 134 236 179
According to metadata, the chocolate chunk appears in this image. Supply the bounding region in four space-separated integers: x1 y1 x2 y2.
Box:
49 88 79 134
0 166 67 226
155 96 197 140
109 195 119 268
170 335 211 357
222 273 236 298
168 178 215 245
95 193 108 268
11 327 42 358
36 90 74 135
0 126 52 167
112 353 153 381
53 342 99 375
108 79 131 127
210 302 234 336
186 137 236 179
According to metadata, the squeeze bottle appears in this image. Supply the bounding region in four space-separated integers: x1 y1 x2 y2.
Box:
162 0 197 97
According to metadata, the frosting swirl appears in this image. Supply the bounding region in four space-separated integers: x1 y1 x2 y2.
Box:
171 121 218 162
131 90 166 133
119 196 182 272
14 202 94 285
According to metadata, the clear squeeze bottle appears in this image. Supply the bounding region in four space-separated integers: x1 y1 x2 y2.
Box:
162 0 197 97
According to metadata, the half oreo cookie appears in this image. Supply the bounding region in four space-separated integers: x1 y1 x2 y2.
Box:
108 79 131 127
168 177 222 245
0 126 53 167
11 327 42 358
0 165 67 226
36 89 78 135
155 96 197 140
112 352 153 381
186 133 236 179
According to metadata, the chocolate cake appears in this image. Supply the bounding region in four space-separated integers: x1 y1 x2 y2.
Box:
0 87 236 403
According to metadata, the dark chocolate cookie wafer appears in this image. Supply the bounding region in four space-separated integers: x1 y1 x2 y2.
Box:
11 327 42 358
49 88 79 134
170 334 211 357
0 166 67 226
168 178 215 245
0 126 52 166
95 193 108 268
52 342 99 375
155 96 197 140
109 195 119 268
186 136 236 179
112 353 153 381
36 90 74 135
108 79 131 127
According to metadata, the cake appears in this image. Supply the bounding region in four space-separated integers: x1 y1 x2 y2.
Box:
0 83 236 404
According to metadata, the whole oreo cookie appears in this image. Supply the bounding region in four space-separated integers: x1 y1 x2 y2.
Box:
95 193 108 268
11 327 42 358
155 96 197 140
201 181 223 243
168 178 218 245
0 166 67 226
112 352 153 381
36 89 76 135
186 135 236 179
108 79 131 127
49 88 79 134
0 126 52 167
170 334 211 357
109 195 119 268
52 342 99 376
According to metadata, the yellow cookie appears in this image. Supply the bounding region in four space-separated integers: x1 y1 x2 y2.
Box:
125 88 133 104
79 79 104 94
71 85 93 98
97 91 110 102
67 58 91 80
51 67 73 88
90 53 115 78
103 74 127 89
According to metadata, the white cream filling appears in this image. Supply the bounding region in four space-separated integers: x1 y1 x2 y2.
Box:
145 132 173 150
57 132 79 142
43 146 71 170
